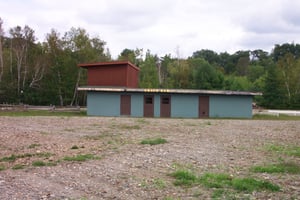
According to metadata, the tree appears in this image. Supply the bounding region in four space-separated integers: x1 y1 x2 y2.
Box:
0 18 4 82
190 58 224 90
262 66 284 108
139 50 159 88
118 48 143 66
9 25 35 95
277 53 300 108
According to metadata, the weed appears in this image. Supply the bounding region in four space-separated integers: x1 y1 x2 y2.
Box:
266 144 300 157
0 164 5 171
28 143 41 149
36 152 53 158
32 160 46 167
232 177 280 192
118 124 141 130
71 145 79 149
0 154 17 162
170 170 197 186
12 164 25 170
153 178 167 189
141 138 167 145
199 173 232 188
251 162 300 174
63 154 98 162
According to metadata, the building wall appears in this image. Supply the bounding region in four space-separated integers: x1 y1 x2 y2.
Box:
209 95 252 118
87 66 127 86
86 92 253 118
171 94 198 118
87 92 120 116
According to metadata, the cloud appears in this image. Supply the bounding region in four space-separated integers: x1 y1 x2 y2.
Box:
1 0 300 57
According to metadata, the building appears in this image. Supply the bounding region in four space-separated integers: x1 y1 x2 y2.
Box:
78 61 260 118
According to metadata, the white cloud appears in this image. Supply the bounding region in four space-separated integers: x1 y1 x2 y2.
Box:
1 0 300 58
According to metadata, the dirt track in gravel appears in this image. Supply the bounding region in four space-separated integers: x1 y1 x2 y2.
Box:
0 116 299 200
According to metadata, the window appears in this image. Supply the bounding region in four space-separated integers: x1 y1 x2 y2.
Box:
145 97 153 104
162 97 170 104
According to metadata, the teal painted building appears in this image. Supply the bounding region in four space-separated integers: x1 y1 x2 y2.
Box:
78 87 258 118
77 61 260 119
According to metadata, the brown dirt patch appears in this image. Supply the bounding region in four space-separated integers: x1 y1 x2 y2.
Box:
0 117 299 199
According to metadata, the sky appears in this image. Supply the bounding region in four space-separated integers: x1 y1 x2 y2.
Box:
1 0 300 58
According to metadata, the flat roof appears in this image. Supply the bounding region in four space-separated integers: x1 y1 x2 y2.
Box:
78 61 140 71
77 86 262 96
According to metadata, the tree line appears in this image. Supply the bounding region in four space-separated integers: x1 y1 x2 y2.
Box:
0 19 299 109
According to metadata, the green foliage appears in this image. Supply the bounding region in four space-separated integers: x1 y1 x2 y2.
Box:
0 164 6 171
139 50 159 88
140 138 167 145
231 177 280 192
12 164 25 170
28 143 41 149
32 160 46 167
0 154 17 162
251 162 300 174
170 170 280 193
266 144 300 157
63 154 98 162
170 170 197 186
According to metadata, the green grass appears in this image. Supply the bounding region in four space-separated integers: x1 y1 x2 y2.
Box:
253 114 300 120
28 143 41 149
31 160 57 167
266 144 300 157
251 162 300 174
0 164 5 171
141 138 167 145
71 145 79 149
170 170 280 194
0 154 17 162
63 154 98 162
117 124 141 130
0 152 53 163
12 164 25 170
0 110 86 117
170 170 197 186
32 160 47 167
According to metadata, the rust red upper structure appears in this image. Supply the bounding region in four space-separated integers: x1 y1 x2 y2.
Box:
78 61 140 88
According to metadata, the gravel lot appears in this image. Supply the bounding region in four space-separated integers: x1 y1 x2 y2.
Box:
0 116 299 199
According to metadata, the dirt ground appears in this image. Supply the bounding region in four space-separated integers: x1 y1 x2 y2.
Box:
0 116 299 200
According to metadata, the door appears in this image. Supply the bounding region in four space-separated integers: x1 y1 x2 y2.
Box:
160 95 171 118
120 95 131 116
144 95 154 117
199 96 209 118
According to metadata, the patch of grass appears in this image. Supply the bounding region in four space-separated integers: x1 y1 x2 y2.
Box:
36 152 53 158
28 143 41 149
199 173 232 188
0 154 17 162
118 124 141 130
12 164 25 170
253 114 300 120
170 170 197 186
141 138 167 145
251 162 300 174
63 154 98 162
232 177 280 192
170 170 280 194
266 144 300 157
0 164 5 171
71 145 79 149
0 110 86 117
32 160 46 167
153 178 167 189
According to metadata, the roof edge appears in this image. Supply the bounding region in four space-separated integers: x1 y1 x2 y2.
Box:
77 86 262 96
78 61 140 71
